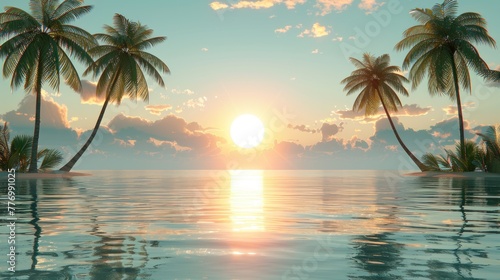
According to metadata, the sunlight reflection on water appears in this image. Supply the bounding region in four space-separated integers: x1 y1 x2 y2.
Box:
230 170 264 232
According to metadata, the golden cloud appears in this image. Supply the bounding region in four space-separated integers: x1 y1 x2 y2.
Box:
210 1 229 10
315 0 354 15
299 22 330 38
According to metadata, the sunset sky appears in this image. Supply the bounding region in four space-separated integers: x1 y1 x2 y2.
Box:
1 0 500 170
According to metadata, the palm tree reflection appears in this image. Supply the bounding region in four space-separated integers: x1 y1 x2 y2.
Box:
230 170 264 232
351 233 404 279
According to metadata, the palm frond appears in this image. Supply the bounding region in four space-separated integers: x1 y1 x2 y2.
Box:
39 148 63 170
422 153 442 171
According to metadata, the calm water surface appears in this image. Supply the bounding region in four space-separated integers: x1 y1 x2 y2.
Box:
1 170 499 279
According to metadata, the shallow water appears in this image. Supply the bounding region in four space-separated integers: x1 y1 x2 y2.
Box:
1 170 499 279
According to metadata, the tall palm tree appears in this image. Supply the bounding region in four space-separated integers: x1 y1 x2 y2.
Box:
0 0 96 173
59 13 170 172
395 0 496 160
342 53 428 171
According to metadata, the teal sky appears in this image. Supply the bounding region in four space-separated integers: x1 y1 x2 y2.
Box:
1 0 500 170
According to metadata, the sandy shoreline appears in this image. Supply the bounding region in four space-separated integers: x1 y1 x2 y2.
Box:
406 171 500 178
0 171 91 179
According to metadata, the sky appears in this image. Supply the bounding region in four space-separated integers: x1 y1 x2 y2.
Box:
1 0 500 170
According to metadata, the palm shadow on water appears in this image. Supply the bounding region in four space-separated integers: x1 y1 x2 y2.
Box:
82 187 151 280
0 178 76 279
341 174 500 280
422 177 500 280
403 176 499 279
349 233 404 280
0 177 157 279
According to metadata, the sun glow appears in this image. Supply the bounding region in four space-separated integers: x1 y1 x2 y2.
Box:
230 114 265 149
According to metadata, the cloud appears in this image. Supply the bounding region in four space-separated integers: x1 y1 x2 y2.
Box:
0 94 79 150
311 49 321 54
335 104 432 122
346 136 369 150
274 140 305 155
315 0 354 15
358 0 384 13
218 0 306 10
309 138 345 154
78 80 106 105
442 102 476 115
201 48 209 52
171 88 195 95
368 117 435 155
287 122 343 141
107 114 225 154
184 97 207 109
211 0 385 16
298 23 330 38
2 94 70 129
287 124 319 133
332 36 343 42
210 1 229 10
320 122 344 141
428 117 475 146
144 104 172 116
275 25 292 33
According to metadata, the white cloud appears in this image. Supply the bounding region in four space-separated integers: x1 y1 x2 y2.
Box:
145 104 173 116
171 88 195 95
315 0 354 15
184 97 207 109
442 102 476 116
335 104 432 122
78 80 105 105
358 0 384 13
275 25 292 33
298 23 330 38
210 1 229 10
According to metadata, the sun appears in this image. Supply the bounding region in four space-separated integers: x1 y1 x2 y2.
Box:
230 114 265 149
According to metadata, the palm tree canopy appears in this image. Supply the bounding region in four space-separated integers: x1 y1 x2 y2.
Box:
395 0 496 98
0 0 96 93
84 13 170 104
341 53 409 116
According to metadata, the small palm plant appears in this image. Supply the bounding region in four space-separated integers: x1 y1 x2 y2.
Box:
477 125 500 173
422 141 485 172
0 123 63 172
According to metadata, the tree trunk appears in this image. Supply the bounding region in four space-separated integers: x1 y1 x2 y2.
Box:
28 82 42 173
378 91 428 171
59 96 110 172
450 56 466 161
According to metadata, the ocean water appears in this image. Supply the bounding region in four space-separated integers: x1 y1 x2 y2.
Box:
0 170 499 280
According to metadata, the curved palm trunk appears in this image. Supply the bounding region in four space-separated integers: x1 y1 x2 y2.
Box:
59 96 110 172
450 56 466 161
28 76 43 173
378 91 428 171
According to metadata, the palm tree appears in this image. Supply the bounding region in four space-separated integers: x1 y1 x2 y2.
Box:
342 53 428 171
59 13 170 172
0 0 96 173
395 0 496 161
